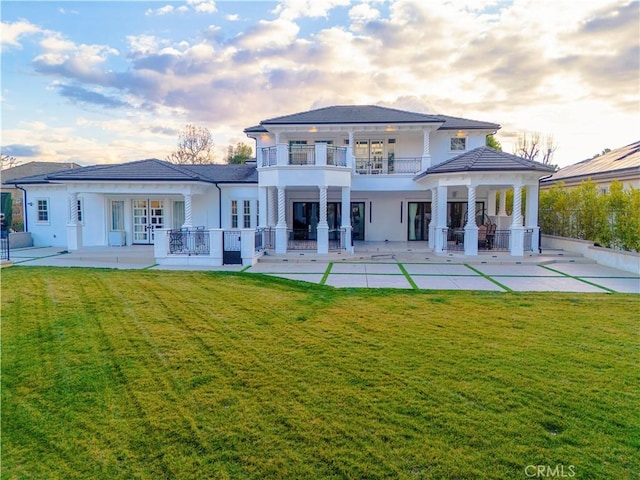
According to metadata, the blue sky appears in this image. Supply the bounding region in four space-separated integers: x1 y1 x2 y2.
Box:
1 0 638 167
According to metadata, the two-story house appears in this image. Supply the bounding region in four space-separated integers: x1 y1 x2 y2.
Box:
7 105 555 264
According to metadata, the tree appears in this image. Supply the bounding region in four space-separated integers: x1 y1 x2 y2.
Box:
514 131 557 165
166 125 215 164
485 134 502 151
226 143 253 164
1 154 21 170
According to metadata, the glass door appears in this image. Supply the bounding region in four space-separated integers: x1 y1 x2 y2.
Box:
351 202 365 241
132 199 164 244
408 202 431 241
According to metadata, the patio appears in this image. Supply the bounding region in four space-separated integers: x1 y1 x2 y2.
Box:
4 244 638 293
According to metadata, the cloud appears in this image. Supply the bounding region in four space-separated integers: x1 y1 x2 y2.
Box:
272 0 350 20
349 3 381 22
0 20 42 51
0 144 43 157
147 0 216 16
56 84 130 108
226 14 240 21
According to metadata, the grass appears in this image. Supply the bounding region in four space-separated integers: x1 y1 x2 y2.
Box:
1 267 638 479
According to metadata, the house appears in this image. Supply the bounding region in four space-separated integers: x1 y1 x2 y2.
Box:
1 161 81 231
540 141 640 192
7 105 555 264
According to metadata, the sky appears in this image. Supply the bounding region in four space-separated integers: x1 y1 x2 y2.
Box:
1 0 638 168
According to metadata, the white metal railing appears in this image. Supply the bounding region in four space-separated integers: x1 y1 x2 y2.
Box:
260 146 348 167
261 147 277 167
355 157 422 175
289 145 315 165
327 146 347 166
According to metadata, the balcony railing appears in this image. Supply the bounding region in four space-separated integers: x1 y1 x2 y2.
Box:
327 146 347 166
355 157 421 175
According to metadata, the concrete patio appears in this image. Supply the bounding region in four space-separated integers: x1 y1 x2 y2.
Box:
3 244 638 294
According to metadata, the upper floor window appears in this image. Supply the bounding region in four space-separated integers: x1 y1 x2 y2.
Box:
450 137 466 151
37 198 49 223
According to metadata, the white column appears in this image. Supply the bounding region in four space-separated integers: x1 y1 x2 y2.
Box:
348 130 355 172
525 184 540 253
258 187 268 228
510 185 524 256
434 185 448 252
66 191 82 250
498 189 507 216
487 190 497 217
496 188 510 230
341 187 353 253
275 187 287 254
428 187 437 249
464 185 478 255
421 129 432 170
269 187 278 226
317 186 329 254
182 194 193 228
68 192 78 222
511 185 523 227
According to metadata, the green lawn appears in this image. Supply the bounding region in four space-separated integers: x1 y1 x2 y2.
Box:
1 267 638 479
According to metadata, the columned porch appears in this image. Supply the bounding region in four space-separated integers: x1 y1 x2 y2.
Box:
266 185 354 255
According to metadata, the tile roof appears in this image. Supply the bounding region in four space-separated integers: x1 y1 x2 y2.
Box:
541 140 640 183
415 147 556 178
7 159 258 184
255 105 500 131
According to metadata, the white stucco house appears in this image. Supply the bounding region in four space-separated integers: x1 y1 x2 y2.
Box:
8 105 555 265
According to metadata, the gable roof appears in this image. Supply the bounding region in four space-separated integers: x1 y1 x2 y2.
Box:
7 159 258 185
541 141 640 184
249 105 499 131
415 147 556 178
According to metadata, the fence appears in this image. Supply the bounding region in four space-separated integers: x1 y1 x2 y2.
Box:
168 228 210 255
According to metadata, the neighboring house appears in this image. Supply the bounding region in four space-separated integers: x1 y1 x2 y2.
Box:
7 105 554 263
540 141 640 192
1 161 80 231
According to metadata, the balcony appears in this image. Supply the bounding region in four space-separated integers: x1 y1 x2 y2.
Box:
260 146 421 174
261 145 347 167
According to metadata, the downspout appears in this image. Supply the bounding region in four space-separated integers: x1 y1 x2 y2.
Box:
15 184 28 232
215 183 222 228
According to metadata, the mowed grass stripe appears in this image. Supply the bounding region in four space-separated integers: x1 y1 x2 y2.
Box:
2 267 638 479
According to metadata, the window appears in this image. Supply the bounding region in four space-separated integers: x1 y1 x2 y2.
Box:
231 200 238 228
111 201 124 230
243 200 251 228
77 199 83 223
451 137 466 151
255 200 259 227
173 201 185 229
37 199 49 222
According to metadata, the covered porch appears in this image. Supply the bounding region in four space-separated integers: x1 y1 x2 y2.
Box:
414 147 556 257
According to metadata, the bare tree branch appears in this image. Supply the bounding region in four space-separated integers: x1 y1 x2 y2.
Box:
166 124 215 164
1 154 21 170
514 131 557 165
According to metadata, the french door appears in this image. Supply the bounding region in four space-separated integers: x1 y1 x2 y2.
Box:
132 199 164 244
355 140 385 173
